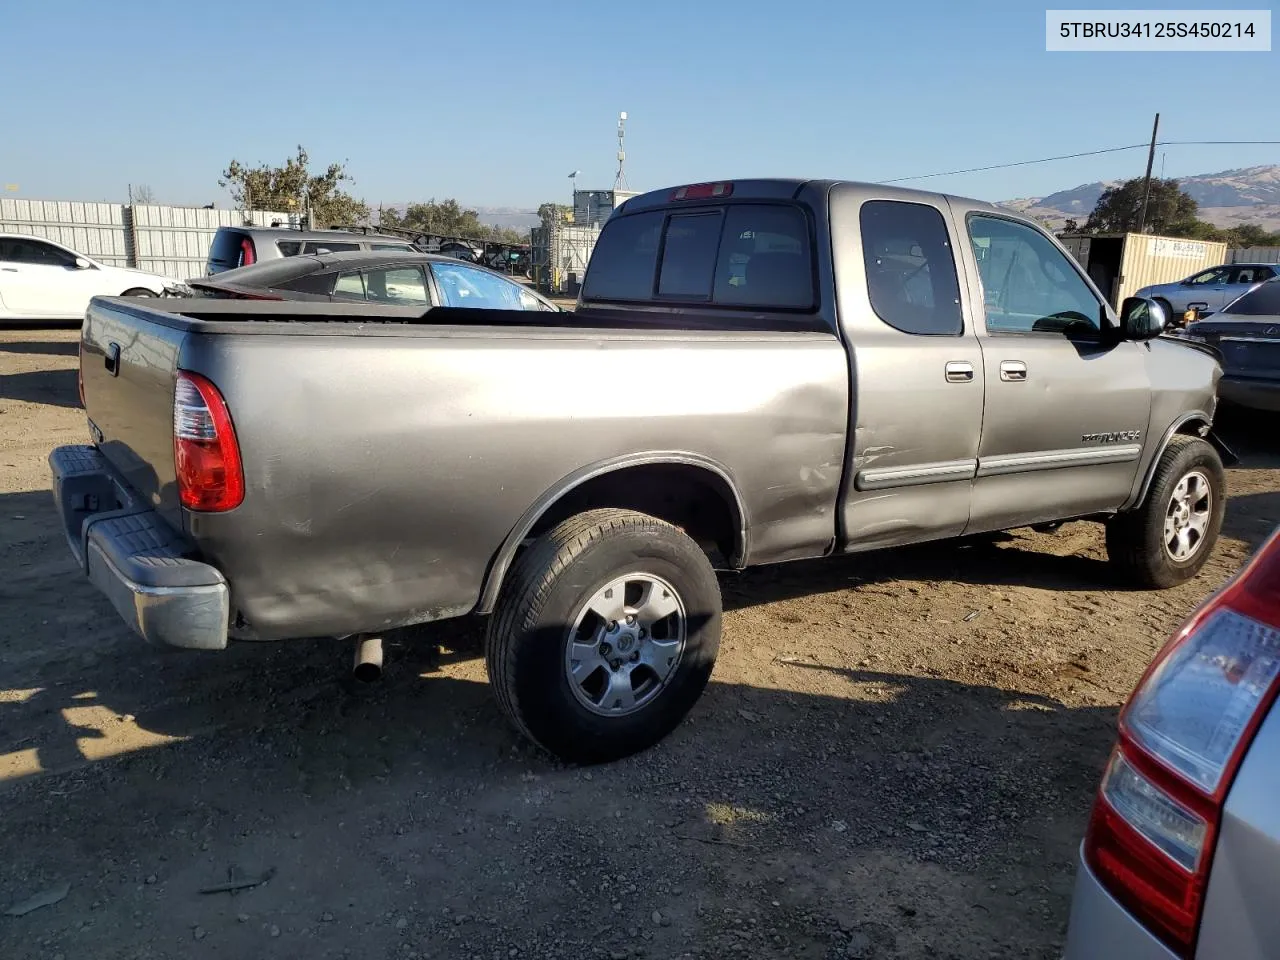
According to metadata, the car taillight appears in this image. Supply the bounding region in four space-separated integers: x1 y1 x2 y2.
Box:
239 236 256 267
173 370 244 512
1085 526 1280 957
669 182 734 201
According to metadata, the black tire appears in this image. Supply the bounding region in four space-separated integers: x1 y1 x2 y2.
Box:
486 508 722 764
1107 435 1225 588
121 287 157 298
1153 298 1175 324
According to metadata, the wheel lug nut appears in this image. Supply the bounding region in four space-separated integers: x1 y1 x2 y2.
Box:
625 615 635 625
631 652 639 662
600 643 612 656
607 621 618 632
611 659 621 670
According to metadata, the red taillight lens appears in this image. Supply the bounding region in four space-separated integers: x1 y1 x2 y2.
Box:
1085 526 1280 957
670 182 734 201
239 236 256 267
173 371 244 512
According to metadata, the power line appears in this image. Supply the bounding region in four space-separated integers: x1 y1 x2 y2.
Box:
877 140 1280 185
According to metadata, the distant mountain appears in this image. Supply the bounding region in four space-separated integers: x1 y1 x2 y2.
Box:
1001 164 1280 232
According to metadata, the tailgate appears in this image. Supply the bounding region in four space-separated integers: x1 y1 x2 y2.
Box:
1219 335 1280 380
80 296 185 530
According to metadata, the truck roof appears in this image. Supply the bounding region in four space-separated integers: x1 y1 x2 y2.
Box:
615 178 1009 217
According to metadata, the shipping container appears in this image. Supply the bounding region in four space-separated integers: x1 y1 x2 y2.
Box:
1060 232 1227 307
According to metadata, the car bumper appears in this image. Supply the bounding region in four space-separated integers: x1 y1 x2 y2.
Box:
1063 846 1178 960
49 445 229 650
1218 376 1280 413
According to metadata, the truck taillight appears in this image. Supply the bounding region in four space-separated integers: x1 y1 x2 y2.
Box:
1085 526 1280 957
173 370 244 512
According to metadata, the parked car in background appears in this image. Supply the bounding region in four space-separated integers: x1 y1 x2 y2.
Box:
1064 524 1280 960
1178 278 1280 412
0 234 174 321
204 226 417 275
55 178 1228 766
181 250 560 311
1136 263 1277 321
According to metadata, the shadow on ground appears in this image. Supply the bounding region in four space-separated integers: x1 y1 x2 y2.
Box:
0 339 79 357
0 368 79 408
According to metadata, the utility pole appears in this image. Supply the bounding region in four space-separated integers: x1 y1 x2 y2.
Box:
1136 112 1160 234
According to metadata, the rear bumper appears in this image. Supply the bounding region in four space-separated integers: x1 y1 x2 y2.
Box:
1063 846 1178 960
50 445 229 650
1218 376 1280 413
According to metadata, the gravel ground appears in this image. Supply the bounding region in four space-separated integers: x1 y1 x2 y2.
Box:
1 326 1277 960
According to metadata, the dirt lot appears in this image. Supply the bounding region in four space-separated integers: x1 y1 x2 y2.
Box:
1 326 1277 960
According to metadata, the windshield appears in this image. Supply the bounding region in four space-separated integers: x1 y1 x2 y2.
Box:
1222 279 1280 316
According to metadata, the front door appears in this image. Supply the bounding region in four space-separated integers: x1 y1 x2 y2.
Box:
959 211 1151 533
0 238 95 317
832 189 986 551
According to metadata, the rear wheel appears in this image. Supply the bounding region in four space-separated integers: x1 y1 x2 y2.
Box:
1107 436 1224 588
121 287 157 298
485 508 722 764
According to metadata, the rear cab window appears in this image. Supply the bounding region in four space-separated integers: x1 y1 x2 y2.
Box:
582 202 813 310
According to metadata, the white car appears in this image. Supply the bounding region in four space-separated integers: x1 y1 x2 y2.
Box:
0 234 174 321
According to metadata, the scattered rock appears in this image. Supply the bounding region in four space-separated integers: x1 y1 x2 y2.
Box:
193 926 207 941
651 911 663 925
395 916 408 929
845 931 871 958
321 911 334 922
4 883 71 917
269 924 281 937
237 913 250 923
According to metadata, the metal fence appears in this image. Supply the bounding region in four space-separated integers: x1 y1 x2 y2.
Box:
0 198 290 280
1228 246 1280 265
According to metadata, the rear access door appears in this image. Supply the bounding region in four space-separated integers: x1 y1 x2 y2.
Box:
829 184 986 550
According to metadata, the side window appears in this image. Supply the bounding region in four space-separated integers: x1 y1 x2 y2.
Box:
333 271 367 300
365 266 430 305
658 212 721 299
860 200 963 336
1186 267 1229 286
1258 267 1276 281
2 239 71 265
1234 267 1257 285
276 240 302 257
302 241 360 255
432 262 524 309
967 215 1103 336
581 211 663 301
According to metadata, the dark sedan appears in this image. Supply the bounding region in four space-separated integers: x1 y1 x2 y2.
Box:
175 251 561 312
1179 277 1280 413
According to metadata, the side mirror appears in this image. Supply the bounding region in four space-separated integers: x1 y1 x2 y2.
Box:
73 257 92 270
1119 296 1168 340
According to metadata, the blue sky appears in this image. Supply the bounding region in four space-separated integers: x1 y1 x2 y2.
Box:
2 0 1275 210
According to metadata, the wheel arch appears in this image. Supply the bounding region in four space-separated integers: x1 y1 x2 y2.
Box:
1125 411 1213 511
475 453 749 615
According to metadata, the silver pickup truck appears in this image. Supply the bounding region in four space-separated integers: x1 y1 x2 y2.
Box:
52 179 1231 763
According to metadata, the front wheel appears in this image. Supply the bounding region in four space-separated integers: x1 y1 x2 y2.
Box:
485 508 722 764
1106 435 1225 588
121 287 157 298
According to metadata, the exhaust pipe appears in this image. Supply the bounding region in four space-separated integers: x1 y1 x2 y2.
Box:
352 635 384 683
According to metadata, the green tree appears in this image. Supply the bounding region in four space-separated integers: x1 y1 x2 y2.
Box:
537 202 571 228
219 145 369 227
381 200 528 244
1084 177 1199 236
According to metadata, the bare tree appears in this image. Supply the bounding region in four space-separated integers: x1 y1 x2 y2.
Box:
131 184 156 205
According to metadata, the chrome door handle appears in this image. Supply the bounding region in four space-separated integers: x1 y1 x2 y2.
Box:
1000 360 1027 382
944 361 974 383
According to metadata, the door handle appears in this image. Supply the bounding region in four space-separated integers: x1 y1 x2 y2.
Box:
104 342 121 376
999 360 1027 382
0 267 17 273
944 361 974 383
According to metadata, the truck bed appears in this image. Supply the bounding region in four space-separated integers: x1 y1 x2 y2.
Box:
76 295 849 641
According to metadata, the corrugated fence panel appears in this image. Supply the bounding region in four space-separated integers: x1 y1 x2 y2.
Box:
0 197 129 266
1229 246 1280 264
131 204 291 280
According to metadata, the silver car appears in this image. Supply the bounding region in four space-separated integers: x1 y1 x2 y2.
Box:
1136 263 1278 319
1064 524 1280 959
